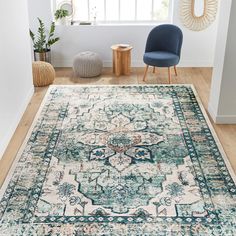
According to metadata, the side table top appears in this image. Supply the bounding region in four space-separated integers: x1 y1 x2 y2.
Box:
111 44 133 51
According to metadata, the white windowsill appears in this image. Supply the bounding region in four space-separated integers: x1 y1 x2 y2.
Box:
56 22 172 27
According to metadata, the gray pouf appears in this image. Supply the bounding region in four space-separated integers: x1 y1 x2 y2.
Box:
73 51 103 78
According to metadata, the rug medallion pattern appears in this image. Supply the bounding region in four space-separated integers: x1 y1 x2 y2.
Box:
0 85 235 235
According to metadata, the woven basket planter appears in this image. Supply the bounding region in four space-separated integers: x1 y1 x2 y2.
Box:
32 61 55 87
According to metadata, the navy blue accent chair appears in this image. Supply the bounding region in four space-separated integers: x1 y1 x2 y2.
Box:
143 24 183 83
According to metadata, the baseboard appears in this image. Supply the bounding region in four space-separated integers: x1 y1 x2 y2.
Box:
103 60 146 67
208 104 218 123
52 59 213 68
215 115 236 124
0 86 34 160
52 59 146 68
208 105 236 124
178 60 213 67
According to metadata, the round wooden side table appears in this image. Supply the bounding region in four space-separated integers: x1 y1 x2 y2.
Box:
111 45 133 76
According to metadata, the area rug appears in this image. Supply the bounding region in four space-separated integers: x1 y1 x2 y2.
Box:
0 85 235 235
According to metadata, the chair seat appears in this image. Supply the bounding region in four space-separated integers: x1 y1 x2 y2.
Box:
143 51 180 67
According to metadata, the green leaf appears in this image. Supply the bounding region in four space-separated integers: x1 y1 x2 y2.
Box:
29 30 35 42
36 18 47 51
49 22 56 38
54 9 69 20
29 18 59 52
48 37 60 47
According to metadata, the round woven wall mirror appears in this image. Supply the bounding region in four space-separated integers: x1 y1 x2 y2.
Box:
180 0 218 31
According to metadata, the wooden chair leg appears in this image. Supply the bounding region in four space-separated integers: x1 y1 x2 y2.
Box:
174 66 178 76
143 65 149 82
168 67 171 84
153 66 156 73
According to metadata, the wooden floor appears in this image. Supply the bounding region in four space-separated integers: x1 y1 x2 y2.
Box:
0 67 236 187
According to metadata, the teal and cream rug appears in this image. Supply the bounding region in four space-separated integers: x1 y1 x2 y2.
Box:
0 85 236 235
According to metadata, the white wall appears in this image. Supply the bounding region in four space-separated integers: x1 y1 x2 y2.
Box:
28 0 53 60
53 25 154 67
0 0 34 159
173 0 218 67
209 0 236 124
28 0 52 32
27 0 219 67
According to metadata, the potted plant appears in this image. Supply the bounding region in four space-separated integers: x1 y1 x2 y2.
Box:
30 18 60 63
55 9 69 25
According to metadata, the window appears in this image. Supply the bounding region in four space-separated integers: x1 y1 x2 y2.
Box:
54 0 172 24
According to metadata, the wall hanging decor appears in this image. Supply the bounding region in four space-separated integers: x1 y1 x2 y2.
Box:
180 0 218 31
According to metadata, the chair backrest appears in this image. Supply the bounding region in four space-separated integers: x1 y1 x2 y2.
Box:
145 24 183 57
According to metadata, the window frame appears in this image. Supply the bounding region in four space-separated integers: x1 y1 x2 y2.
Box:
53 0 173 25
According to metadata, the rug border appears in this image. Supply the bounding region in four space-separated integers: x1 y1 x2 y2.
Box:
190 85 236 184
1 84 235 200
0 87 54 197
